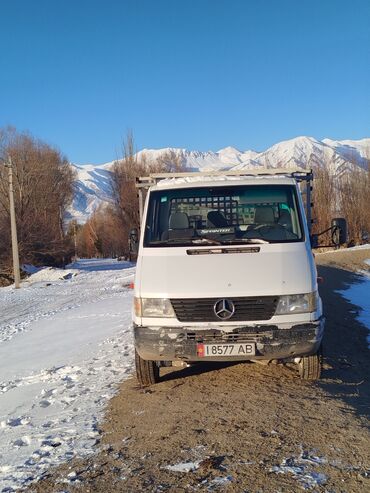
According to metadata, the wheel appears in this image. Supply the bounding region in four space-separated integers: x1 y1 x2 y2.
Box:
298 349 322 381
135 349 160 386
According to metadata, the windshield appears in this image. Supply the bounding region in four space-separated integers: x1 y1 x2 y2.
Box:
144 184 304 247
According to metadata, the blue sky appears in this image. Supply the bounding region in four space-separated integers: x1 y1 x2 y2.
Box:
0 0 369 163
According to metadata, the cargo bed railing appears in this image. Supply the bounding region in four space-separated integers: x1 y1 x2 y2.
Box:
135 168 314 234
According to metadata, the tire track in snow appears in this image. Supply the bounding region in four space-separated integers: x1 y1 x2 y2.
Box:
0 260 136 492
0 266 134 344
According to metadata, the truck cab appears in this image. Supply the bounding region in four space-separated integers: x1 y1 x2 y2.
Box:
132 169 325 385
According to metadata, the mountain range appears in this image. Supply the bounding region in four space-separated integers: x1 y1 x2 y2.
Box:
69 136 370 222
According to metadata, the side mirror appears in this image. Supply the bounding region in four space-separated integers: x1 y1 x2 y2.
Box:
331 218 347 246
310 234 319 248
129 228 139 254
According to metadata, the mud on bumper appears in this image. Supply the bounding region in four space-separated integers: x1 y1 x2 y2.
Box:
133 319 325 362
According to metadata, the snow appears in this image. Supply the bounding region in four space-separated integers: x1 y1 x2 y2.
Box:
316 243 370 254
322 138 370 163
337 266 370 348
207 475 233 487
22 267 79 285
164 460 202 473
69 136 370 221
21 265 39 275
345 244 370 251
164 448 329 490
270 449 328 490
0 259 135 491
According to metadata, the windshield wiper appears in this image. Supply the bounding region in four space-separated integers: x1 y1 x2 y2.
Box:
148 237 268 246
149 238 223 246
220 238 270 245
191 238 222 245
148 238 196 246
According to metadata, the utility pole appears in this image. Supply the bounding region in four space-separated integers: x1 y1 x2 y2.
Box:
73 221 77 260
5 157 21 288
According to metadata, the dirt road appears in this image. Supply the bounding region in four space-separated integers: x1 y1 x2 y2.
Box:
27 249 370 493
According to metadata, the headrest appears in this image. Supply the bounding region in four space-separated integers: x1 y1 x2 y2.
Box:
169 212 190 229
207 210 228 228
254 206 275 224
278 210 293 230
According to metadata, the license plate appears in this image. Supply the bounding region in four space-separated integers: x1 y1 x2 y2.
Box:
197 343 255 357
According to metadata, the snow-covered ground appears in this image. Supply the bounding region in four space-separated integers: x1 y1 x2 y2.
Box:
320 244 370 348
338 261 370 348
0 259 135 492
322 247 370 347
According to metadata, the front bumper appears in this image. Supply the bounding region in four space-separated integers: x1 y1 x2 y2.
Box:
133 318 325 362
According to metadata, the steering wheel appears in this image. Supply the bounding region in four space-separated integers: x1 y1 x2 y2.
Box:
253 223 299 240
253 223 286 233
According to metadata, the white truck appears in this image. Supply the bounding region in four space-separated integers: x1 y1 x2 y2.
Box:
131 169 347 385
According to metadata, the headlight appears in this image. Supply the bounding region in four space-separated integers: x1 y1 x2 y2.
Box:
134 298 175 318
275 292 318 315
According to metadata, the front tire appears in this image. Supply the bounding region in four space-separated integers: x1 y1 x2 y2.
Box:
135 350 160 386
298 350 322 381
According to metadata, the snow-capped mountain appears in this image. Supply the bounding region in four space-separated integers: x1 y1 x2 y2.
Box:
69 136 370 222
136 146 259 169
322 138 370 166
67 162 114 222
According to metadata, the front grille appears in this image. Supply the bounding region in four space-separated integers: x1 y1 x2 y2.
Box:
170 297 278 322
186 330 273 344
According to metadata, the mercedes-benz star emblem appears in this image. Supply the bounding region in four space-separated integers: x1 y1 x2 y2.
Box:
214 299 235 320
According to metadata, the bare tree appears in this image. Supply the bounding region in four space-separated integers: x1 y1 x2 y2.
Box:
155 149 184 172
312 162 370 246
337 165 370 244
109 132 187 257
0 127 76 280
312 166 336 244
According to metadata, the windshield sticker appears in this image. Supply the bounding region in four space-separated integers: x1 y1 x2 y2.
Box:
199 227 234 235
161 196 168 203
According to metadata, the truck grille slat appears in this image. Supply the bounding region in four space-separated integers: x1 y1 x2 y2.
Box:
170 297 278 322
